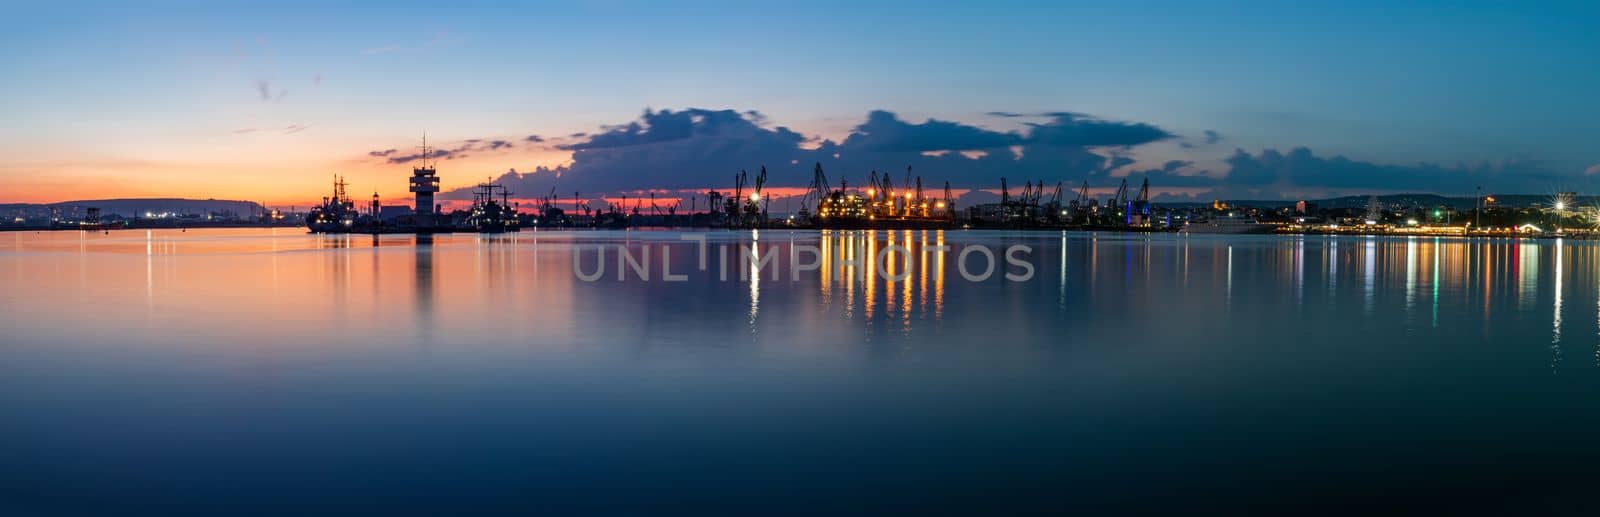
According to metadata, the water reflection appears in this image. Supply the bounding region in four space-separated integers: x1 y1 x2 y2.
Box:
1553 239 1564 371
415 235 434 341
8 229 1600 371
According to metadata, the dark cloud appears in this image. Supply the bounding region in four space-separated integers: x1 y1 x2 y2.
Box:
440 108 1142 200
838 110 1019 152
558 109 780 151
1217 147 1563 192
389 107 1582 202
256 80 271 101
385 148 454 164
371 137 518 164
1023 112 1172 147
985 111 1027 118
1204 130 1222 145
525 134 545 143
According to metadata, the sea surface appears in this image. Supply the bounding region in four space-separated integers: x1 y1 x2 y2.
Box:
4 228 1600 514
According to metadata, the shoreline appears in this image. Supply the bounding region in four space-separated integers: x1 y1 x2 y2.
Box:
5 224 1590 240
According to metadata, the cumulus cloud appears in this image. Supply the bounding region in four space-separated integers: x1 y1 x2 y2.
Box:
839 110 1020 152
352 107 1585 203
1022 112 1173 147
433 108 1159 201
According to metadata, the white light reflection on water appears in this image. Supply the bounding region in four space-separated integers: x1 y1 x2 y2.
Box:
1553 238 1564 371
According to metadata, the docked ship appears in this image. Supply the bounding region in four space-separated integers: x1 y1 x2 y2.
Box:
466 181 518 233
806 164 955 229
306 176 359 233
1181 213 1276 234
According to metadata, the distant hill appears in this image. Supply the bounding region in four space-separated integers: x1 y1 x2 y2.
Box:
0 198 267 217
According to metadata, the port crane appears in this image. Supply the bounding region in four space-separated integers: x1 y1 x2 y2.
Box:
799 162 831 220
1045 182 1063 221
1069 181 1091 223
744 166 768 226
726 170 746 227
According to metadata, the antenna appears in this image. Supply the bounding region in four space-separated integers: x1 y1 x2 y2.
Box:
418 131 432 169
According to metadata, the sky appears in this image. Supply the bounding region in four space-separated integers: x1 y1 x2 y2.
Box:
3 0 1599 206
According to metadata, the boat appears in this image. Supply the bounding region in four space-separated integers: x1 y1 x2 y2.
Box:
1182 213 1277 234
806 164 955 230
466 181 518 233
307 176 359 233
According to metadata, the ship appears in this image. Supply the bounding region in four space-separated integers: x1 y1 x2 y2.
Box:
466 180 518 233
306 175 359 233
806 164 955 229
1181 213 1277 234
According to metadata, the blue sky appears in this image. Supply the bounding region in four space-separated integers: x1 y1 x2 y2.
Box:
3 1 1598 203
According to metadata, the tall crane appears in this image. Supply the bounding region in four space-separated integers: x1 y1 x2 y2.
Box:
747 166 768 224
1047 182 1063 221
1070 181 1090 224
1111 178 1130 226
800 162 830 220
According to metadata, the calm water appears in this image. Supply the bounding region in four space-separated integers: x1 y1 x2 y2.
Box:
4 228 1600 513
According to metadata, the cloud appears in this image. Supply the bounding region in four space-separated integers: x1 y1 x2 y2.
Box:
525 134 545 143
1210 148 1566 193
838 110 1020 152
1022 112 1173 148
355 107 1585 203
1204 130 1222 145
362 45 401 55
369 137 519 164
255 79 287 102
233 125 310 135
383 149 453 164
1586 163 1600 176
435 108 1154 201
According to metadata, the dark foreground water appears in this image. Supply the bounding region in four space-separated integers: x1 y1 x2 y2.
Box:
4 228 1600 514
